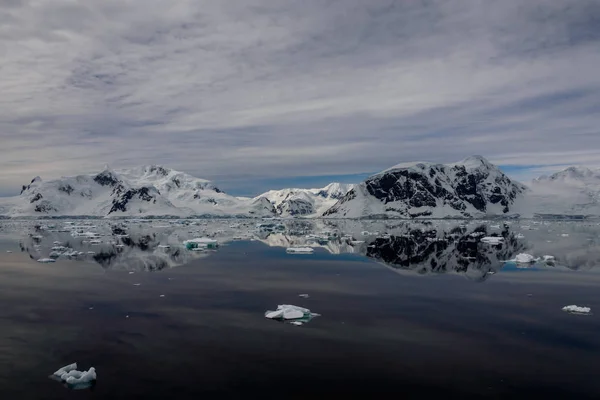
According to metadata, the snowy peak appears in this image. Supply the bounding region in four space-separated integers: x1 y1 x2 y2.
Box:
521 165 600 217
94 168 121 188
324 156 526 218
313 183 355 200
120 165 215 190
534 166 600 183
453 155 494 170
257 183 355 217
20 176 42 194
2 166 275 217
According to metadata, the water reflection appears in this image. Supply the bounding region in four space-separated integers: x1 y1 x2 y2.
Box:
5 219 600 277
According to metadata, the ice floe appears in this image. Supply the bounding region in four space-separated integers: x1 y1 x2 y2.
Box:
265 304 320 326
51 363 96 390
481 236 504 245
183 237 219 250
562 305 591 315
286 247 314 254
514 253 538 263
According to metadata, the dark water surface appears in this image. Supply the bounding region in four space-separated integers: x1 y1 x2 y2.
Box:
1 220 600 398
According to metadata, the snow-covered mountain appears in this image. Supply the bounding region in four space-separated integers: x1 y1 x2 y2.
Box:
4 159 600 219
256 183 354 217
323 156 527 218
517 166 600 217
0 165 276 218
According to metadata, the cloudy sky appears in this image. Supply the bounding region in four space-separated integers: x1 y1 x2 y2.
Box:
1 0 599 196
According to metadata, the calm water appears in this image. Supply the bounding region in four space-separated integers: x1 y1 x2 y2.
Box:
1 219 599 398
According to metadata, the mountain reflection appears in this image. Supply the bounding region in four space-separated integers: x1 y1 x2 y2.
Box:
364 225 526 281
11 218 599 277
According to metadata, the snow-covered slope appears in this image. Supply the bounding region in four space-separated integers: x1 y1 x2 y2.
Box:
0 165 276 218
323 156 526 218
256 183 354 217
516 166 600 217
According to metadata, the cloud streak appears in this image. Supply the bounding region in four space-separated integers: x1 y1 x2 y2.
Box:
1 0 599 196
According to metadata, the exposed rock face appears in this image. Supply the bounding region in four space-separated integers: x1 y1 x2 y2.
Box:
324 156 526 218
109 186 158 214
93 170 120 187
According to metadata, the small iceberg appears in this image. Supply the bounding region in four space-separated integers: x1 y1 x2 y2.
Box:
562 305 591 315
515 253 538 263
37 258 56 263
503 253 540 267
286 247 314 254
481 236 504 245
265 304 320 326
183 238 218 250
543 255 555 262
53 362 77 377
51 363 96 390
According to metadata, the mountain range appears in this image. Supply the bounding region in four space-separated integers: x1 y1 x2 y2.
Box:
1 157 599 218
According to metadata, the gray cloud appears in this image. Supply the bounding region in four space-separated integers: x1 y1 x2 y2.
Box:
1 0 599 195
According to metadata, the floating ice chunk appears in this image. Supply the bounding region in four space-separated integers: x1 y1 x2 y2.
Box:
514 253 538 263
543 255 555 261
264 309 285 319
286 247 314 254
283 308 305 320
481 236 504 245
561 233 569 237
265 304 319 325
37 258 56 263
562 305 591 314
6 250 12 253
183 238 218 249
64 367 96 385
298 294 310 298
515 233 525 239
53 363 78 377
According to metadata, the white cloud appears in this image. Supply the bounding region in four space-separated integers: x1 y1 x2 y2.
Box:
1 0 600 195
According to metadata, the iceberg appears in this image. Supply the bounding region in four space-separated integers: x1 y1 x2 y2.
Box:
562 305 591 315
37 258 56 263
51 363 96 390
286 247 314 254
514 253 538 263
481 236 504 245
53 363 78 377
265 304 320 326
183 237 218 250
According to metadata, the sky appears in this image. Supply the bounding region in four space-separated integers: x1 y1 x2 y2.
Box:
1 0 600 197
